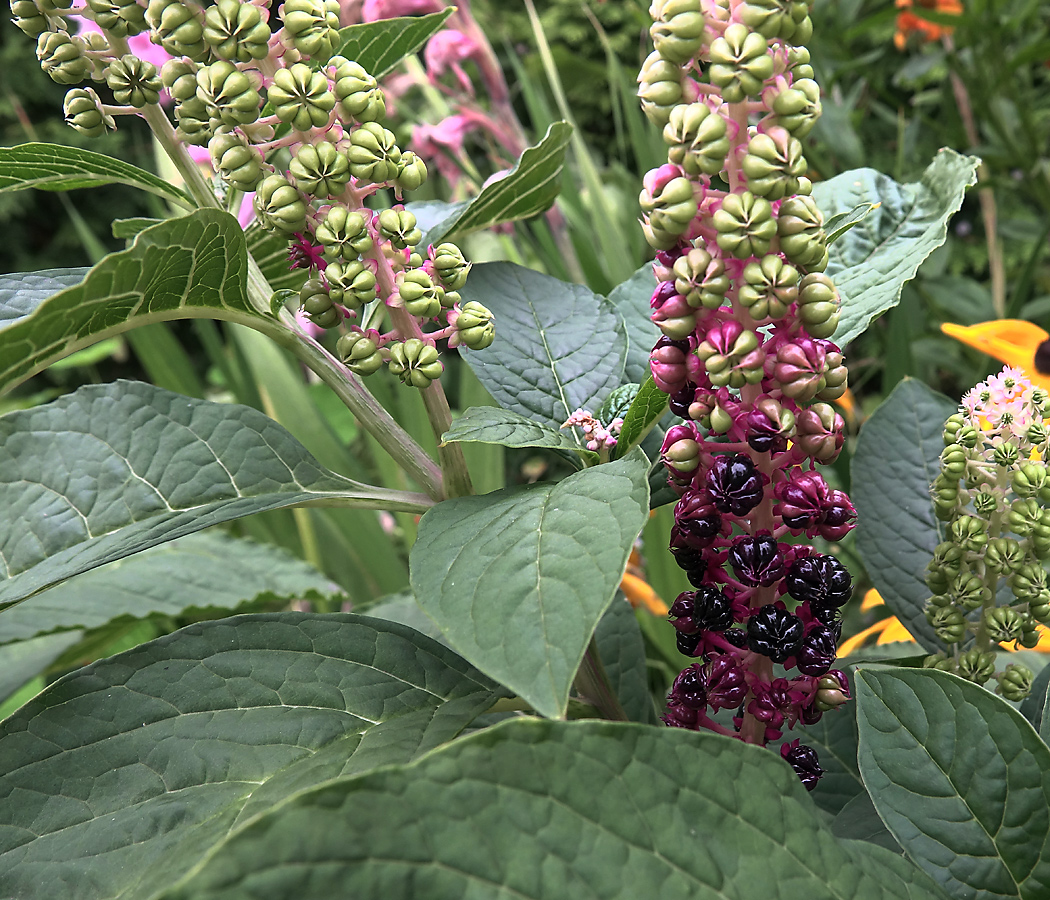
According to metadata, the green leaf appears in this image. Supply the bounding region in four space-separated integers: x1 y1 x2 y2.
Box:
159 719 949 900
0 531 343 644
825 201 880 244
855 666 1050 899
333 9 454 77
426 122 574 243
812 150 979 346
0 630 82 706
0 142 194 207
407 199 469 248
606 263 659 385
111 216 163 239
833 793 903 854
0 612 502 900
1019 661 1050 733
410 454 650 718
0 210 262 394
612 375 668 460
245 219 309 292
803 685 865 816
594 598 657 724
0 267 88 326
458 262 628 432
0 380 430 610
852 378 954 651
441 405 596 462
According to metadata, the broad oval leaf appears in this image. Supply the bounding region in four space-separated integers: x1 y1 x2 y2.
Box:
607 263 660 385
0 380 431 609
0 531 343 644
0 268 88 327
333 9 453 75
426 122 574 244
852 378 954 651
0 142 193 207
441 405 595 462
410 454 650 718
459 262 628 429
0 630 82 706
593 597 656 724
0 210 260 394
856 666 1050 899
0 612 502 900
813 150 979 347
159 719 949 900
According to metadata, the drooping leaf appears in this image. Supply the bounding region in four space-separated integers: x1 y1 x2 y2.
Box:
159 719 949 900
0 142 193 207
0 380 431 609
0 630 82 706
594 597 657 724
612 376 668 460
0 210 264 394
0 612 502 900
856 666 1050 899
111 216 163 239
0 267 88 327
458 262 628 431
426 122 574 243
333 9 454 76
606 263 659 385
410 454 650 718
812 150 979 347
0 532 343 644
825 201 880 244
852 378 954 651
441 405 595 462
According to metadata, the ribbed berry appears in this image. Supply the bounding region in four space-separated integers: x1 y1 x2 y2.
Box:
668 381 697 418
706 454 765 515
722 628 749 649
668 592 700 633
669 542 705 573
747 604 803 662
728 534 784 587
784 553 852 608
706 655 748 709
676 629 703 657
662 699 699 728
669 663 708 709
673 489 723 547
795 622 837 676
780 740 824 791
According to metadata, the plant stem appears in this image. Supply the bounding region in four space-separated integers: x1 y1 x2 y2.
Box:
573 636 629 721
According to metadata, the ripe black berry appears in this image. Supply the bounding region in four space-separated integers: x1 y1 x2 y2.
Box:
747 604 804 663
706 454 765 516
785 553 852 608
728 535 785 587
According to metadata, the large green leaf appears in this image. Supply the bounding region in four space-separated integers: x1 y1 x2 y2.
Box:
856 666 1050 899
606 263 659 385
0 630 82 706
159 718 948 900
593 597 656 724
441 405 595 461
0 210 262 394
812 150 979 347
410 454 650 718
0 380 430 610
0 142 193 207
0 267 88 326
244 220 309 292
0 612 502 900
800 677 864 817
852 379 954 651
0 531 343 644
458 262 628 433
333 9 454 76
427 122 574 243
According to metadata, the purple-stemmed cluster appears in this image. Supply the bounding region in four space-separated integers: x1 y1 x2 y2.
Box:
639 0 856 789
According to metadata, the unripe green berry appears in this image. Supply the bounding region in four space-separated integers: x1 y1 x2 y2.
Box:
254 174 307 235
984 607 1024 644
650 5 705 65
777 194 828 271
395 151 428 193
993 441 1020 467
796 272 840 338
203 0 271 62
209 130 263 192
997 663 1034 702
450 300 496 351
1007 498 1042 536
289 141 350 198
741 126 807 200
943 413 966 446
268 62 335 131
347 121 402 183
769 77 821 137
325 260 377 308
950 515 988 554
1009 563 1049 602
378 208 422 250
63 87 116 137
87 0 147 36
738 254 798 321
11 0 64 37
330 56 386 122
105 54 162 107
922 653 957 673
637 51 684 126
713 191 776 259
940 443 968 479
315 206 372 261
387 338 443 389
430 243 471 291
708 23 773 102
397 268 442 319
956 649 996 685
146 0 207 60
196 60 261 127
949 572 991 612
336 332 384 376
664 102 729 177
161 58 199 102
740 0 810 42
279 0 340 62
672 248 729 310
926 605 966 643
37 31 91 85
299 278 340 329
984 537 1025 576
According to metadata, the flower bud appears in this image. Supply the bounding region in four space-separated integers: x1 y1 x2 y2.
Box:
713 191 776 259
203 0 271 61
269 62 335 131
708 23 773 102
280 0 341 62
387 338 444 388
336 331 384 376
63 87 116 137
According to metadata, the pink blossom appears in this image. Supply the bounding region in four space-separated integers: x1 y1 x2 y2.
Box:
425 30 481 94
361 0 445 20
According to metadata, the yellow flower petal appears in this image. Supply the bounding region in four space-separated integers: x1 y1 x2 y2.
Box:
942 320 1050 393
861 588 886 612
620 572 669 616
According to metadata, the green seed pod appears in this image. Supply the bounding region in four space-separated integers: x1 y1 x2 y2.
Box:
640 175 698 241
335 331 384 376
664 102 729 177
769 78 821 138
36 31 92 85
777 194 828 271
330 56 386 123
161 58 199 102
209 130 263 192
87 0 148 36
174 95 213 144
739 0 810 41
738 254 798 321
650 4 705 64
985 607 1024 644
637 50 684 127
796 272 840 339
203 0 270 62
11 0 64 37
697 327 765 389
672 247 729 310
950 514 988 554
814 349 847 402
347 121 402 183
105 54 162 108
997 663 1034 702
741 126 807 200
956 649 996 685
1009 562 1049 602
713 191 776 259
299 278 340 329
268 62 335 131
926 605 967 643
922 652 956 673
1007 497 1042 537
708 23 774 102
289 140 350 198
254 173 307 235
62 86 116 137
429 243 471 291
280 0 340 61
940 443 968 479
196 60 261 127
146 0 207 60
949 571 991 612
397 268 443 319
984 537 1023 576
449 300 496 351
378 208 422 250
387 338 444 389
315 206 372 261
325 260 376 308
942 413 966 446
993 441 1020 467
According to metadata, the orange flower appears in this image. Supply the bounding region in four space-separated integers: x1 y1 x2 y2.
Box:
894 0 963 51
942 320 1050 394
620 544 670 616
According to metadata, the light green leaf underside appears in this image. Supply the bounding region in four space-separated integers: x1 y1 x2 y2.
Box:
856 667 1050 900
0 613 502 900
0 267 88 327
607 263 660 385
813 150 979 347
0 142 193 207
410 454 650 718
159 719 949 900
442 405 594 459
333 9 454 77
0 380 428 610
0 531 344 644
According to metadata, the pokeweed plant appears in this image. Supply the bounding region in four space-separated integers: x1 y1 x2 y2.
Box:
0 3 1045 900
